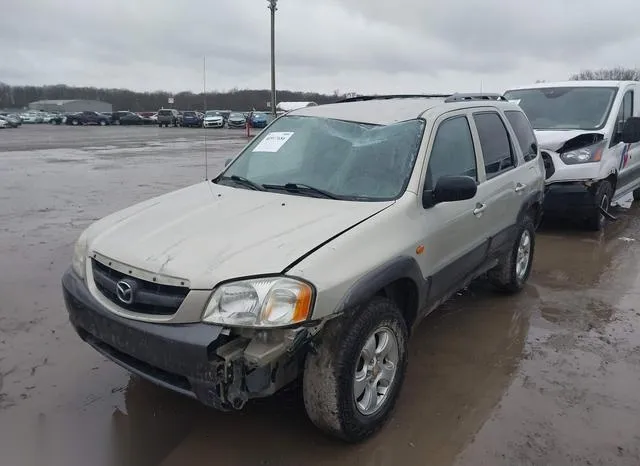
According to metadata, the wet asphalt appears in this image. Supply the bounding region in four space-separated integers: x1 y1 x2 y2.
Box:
1 125 639 466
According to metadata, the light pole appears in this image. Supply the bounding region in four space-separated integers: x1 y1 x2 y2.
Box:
268 0 278 118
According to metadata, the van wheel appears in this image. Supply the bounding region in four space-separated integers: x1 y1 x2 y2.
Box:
585 180 613 231
303 297 408 442
488 216 535 293
633 188 640 201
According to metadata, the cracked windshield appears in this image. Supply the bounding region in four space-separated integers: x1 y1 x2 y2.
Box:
2 1 640 465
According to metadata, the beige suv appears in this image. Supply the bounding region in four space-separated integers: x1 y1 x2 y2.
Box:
62 94 545 442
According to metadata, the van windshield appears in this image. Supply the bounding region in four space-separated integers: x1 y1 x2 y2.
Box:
503 86 618 130
218 115 425 201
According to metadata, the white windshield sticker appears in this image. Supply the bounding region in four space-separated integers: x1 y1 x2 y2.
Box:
252 132 294 152
508 99 521 105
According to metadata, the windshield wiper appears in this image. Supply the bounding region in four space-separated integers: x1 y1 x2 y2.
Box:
216 175 264 191
262 182 339 199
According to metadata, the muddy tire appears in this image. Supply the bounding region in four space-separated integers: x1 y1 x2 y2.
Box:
303 297 408 443
585 180 613 231
633 188 640 202
488 216 535 294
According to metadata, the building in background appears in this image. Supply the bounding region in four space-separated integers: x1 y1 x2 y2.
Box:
28 99 113 113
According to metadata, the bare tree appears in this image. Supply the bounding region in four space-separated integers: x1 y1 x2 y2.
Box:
0 84 347 112
570 67 640 81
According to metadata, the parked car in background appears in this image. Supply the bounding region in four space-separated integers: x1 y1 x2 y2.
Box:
182 111 203 128
203 110 225 128
65 111 111 126
249 112 268 128
0 113 22 127
103 111 129 125
49 113 65 125
116 112 154 125
504 80 640 230
157 109 181 127
0 118 9 129
227 112 247 128
20 112 43 124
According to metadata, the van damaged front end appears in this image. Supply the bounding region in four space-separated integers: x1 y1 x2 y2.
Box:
537 131 615 217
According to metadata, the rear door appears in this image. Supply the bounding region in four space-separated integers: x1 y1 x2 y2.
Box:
469 110 524 261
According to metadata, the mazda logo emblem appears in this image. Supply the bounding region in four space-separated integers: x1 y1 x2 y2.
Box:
116 279 135 305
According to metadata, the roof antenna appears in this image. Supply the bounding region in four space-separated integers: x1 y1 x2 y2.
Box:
480 80 483 94
203 55 209 181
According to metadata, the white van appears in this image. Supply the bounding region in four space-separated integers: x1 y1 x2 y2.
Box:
504 81 640 230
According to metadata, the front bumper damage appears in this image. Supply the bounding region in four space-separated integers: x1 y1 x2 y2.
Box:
540 150 609 218
543 181 600 217
62 269 313 410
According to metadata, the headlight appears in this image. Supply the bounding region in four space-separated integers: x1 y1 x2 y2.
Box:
560 141 606 165
71 229 89 279
202 277 314 327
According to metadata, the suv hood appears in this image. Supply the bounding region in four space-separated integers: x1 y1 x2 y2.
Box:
535 129 605 152
88 181 393 289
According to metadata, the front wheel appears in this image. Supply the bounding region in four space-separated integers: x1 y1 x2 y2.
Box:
585 180 613 231
303 297 408 442
488 216 535 293
99 120 106 126
633 188 640 202
71 119 79 126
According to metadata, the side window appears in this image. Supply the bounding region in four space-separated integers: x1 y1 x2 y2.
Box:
613 90 634 145
473 112 515 179
505 110 537 162
425 116 477 192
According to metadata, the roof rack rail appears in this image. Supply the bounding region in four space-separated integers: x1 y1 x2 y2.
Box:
338 94 451 103
443 93 507 103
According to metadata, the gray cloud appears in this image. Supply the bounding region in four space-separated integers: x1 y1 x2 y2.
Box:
2 0 640 94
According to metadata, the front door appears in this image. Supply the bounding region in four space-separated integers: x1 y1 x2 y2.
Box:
419 112 487 304
612 88 640 196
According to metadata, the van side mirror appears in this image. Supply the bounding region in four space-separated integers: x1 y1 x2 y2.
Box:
622 117 640 144
224 158 232 167
422 175 477 208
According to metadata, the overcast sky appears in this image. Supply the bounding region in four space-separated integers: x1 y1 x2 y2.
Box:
3 0 640 94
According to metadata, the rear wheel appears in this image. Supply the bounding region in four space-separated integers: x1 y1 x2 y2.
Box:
71 119 79 126
303 297 408 442
585 180 613 231
488 216 535 293
633 188 640 202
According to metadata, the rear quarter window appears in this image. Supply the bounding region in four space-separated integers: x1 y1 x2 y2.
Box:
505 110 538 162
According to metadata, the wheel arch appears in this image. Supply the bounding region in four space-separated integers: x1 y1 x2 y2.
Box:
518 189 544 227
333 256 426 333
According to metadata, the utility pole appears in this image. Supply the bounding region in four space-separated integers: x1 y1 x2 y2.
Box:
268 0 278 118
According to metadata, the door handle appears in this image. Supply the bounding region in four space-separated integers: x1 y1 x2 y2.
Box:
515 183 526 193
473 203 486 216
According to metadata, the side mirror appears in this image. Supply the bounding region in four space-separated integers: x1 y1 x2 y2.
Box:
422 175 477 208
224 158 233 167
621 117 640 143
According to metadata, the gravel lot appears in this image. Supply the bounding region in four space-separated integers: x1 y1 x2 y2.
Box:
1 125 640 466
